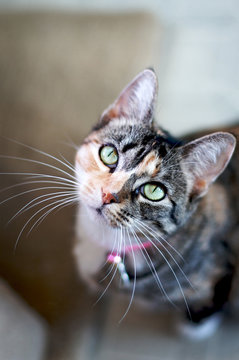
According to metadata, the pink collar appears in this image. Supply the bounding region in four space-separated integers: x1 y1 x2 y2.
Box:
106 241 152 287
107 241 151 264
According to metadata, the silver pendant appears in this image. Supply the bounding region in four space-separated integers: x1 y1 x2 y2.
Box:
107 254 130 287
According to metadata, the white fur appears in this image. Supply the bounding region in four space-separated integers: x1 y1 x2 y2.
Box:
74 204 114 282
178 313 222 341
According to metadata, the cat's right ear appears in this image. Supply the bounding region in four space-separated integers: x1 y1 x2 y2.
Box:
97 69 158 128
180 132 236 200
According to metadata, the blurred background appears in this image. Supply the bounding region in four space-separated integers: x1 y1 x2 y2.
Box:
0 1 238 360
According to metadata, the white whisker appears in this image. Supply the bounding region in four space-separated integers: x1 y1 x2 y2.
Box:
119 227 137 323
58 153 76 173
94 232 123 305
26 196 78 236
14 195 77 251
0 172 79 187
133 222 191 316
135 220 195 291
8 190 78 224
136 219 185 262
99 229 120 283
0 179 76 195
131 227 176 307
0 185 77 206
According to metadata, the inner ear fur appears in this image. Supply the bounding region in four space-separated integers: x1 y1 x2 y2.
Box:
180 132 236 199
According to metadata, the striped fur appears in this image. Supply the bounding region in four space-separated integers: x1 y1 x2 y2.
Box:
74 69 239 330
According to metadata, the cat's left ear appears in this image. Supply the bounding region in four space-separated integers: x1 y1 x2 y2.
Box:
99 69 158 127
180 132 236 199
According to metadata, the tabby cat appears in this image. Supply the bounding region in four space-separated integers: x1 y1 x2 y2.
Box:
74 69 239 338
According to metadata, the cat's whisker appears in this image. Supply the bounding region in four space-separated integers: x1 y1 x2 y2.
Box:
133 222 191 316
119 227 137 323
0 172 79 187
94 227 123 305
0 185 77 206
135 219 185 263
135 220 195 291
99 228 120 278
0 179 77 195
131 227 176 308
122 227 126 267
26 196 78 236
8 190 78 225
14 195 77 251
99 261 116 284
94 258 118 305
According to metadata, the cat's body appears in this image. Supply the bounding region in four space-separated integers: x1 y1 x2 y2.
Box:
74 69 239 335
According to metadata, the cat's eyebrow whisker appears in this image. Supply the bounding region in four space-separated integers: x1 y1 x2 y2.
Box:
161 141 182 165
0 155 77 183
133 223 191 317
135 220 195 291
14 195 77 251
61 137 79 151
119 227 137 323
3 137 77 179
58 153 76 173
163 147 197 166
163 140 197 166
163 160 199 172
131 227 176 307
8 190 78 225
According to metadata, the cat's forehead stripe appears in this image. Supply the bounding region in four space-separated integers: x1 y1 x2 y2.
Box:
136 151 160 176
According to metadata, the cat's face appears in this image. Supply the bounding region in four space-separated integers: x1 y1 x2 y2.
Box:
75 70 236 246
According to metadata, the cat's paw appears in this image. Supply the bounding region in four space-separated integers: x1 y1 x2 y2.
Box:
178 313 222 340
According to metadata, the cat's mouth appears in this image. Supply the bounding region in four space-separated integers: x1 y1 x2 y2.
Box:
96 206 131 228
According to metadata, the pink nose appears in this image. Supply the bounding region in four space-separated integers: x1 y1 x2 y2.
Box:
102 191 118 205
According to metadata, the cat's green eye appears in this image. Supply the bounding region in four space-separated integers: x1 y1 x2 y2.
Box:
142 183 165 201
100 145 118 167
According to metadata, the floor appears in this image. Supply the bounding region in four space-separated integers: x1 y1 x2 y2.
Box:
48 294 239 360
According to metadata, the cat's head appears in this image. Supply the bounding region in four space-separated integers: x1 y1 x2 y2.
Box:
75 69 236 241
